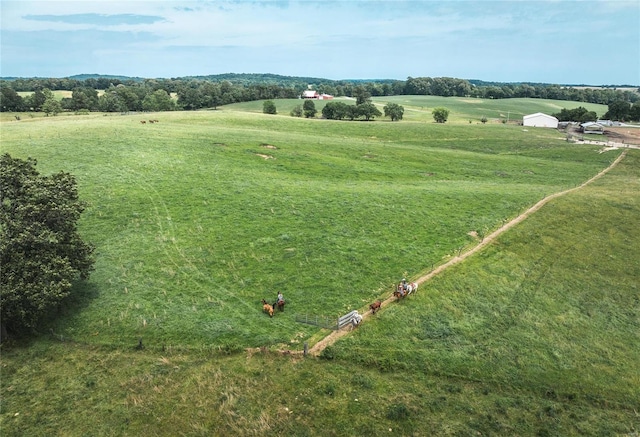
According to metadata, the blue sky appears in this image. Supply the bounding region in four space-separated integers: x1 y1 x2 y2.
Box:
1 0 638 84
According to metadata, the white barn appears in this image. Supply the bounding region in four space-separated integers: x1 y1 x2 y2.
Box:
523 112 559 128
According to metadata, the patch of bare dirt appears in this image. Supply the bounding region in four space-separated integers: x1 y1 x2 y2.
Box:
604 127 640 145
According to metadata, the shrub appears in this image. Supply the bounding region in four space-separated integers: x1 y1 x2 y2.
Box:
432 107 449 123
303 99 317 118
263 100 277 114
290 104 303 117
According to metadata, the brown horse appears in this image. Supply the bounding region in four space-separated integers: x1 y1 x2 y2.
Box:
261 299 274 317
274 299 285 312
394 285 407 300
369 300 382 314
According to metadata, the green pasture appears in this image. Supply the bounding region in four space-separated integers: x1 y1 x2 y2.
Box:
1 97 637 435
0 106 617 351
16 90 105 100
226 95 609 124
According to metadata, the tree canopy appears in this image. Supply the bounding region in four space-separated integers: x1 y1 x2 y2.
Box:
553 106 597 123
263 100 277 114
302 99 317 118
0 154 95 339
604 100 631 121
383 103 404 121
357 102 382 121
432 107 450 123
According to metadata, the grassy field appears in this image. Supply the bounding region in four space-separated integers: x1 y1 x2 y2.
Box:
226 95 609 125
1 96 637 435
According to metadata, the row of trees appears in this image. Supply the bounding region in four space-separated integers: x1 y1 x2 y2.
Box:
2 74 638 114
553 101 640 122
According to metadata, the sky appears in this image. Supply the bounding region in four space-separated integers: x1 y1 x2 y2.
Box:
1 0 639 85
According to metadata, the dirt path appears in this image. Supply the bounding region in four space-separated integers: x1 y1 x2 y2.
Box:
304 150 628 356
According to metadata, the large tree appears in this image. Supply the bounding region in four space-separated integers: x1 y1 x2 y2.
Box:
383 103 404 121
0 154 95 339
357 102 382 121
353 86 372 105
142 89 175 111
322 101 349 120
432 107 450 123
0 86 25 112
604 100 631 121
303 99 317 118
262 100 277 114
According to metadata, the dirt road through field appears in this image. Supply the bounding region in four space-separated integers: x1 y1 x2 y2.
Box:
305 150 628 356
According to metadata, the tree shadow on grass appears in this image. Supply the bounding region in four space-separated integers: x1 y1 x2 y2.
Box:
42 280 102 338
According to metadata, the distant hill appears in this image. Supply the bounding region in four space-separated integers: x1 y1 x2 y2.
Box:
68 74 146 82
468 79 639 89
1 73 636 89
178 73 399 86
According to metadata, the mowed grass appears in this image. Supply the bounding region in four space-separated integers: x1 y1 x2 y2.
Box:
0 105 617 351
1 129 637 436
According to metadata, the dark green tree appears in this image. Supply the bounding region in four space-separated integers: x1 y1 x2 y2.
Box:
0 86 25 112
383 103 404 121
263 100 277 114
629 102 640 122
357 102 382 121
0 154 95 339
303 99 317 118
30 89 47 111
176 87 202 110
604 100 631 121
71 87 99 111
98 92 127 113
553 106 597 122
322 101 349 120
142 89 175 111
113 85 142 112
42 96 63 116
432 107 450 123
290 104 303 117
353 86 372 105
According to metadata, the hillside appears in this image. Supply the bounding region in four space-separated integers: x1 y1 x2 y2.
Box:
1 103 637 435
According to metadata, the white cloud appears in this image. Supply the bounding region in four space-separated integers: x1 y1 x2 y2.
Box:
0 0 637 83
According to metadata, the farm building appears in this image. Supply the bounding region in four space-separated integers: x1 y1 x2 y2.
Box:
523 112 559 128
580 122 605 134
301 90 333 100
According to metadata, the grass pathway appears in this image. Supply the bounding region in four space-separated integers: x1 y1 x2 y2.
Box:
305 150 628 356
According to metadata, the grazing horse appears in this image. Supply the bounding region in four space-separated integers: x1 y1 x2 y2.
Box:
261 299 274 317
369 300 382 314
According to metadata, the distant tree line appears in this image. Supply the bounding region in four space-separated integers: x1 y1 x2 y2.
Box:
1 74 638 116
